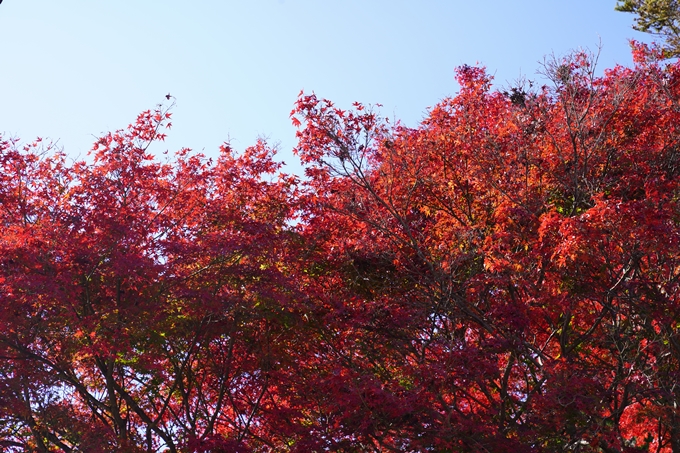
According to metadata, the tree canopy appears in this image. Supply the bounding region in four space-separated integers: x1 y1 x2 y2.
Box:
2 45 680 451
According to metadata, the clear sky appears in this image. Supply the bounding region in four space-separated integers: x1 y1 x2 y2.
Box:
0 1 653 173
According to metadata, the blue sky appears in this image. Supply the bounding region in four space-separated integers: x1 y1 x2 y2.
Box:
0 1 651 173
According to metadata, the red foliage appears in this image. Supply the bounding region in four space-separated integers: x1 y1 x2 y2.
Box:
3 51 680 451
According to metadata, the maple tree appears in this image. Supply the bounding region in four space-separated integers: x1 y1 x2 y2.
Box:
0 107 303 452
2 45 680 452
287 46 680 452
